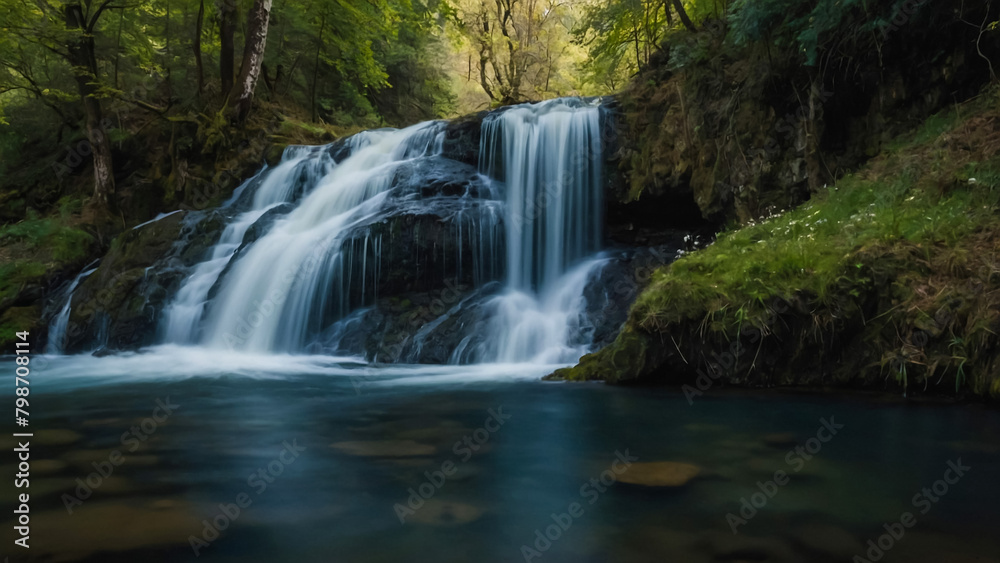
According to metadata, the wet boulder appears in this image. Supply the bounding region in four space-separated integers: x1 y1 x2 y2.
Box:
441 111 488 166
64 211 225 353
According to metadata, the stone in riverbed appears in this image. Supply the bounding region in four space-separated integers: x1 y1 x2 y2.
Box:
762 432 799 448
793 523 864 558
35 429 83 446
616 461 702 487
331 440 436 457
406 499 483 526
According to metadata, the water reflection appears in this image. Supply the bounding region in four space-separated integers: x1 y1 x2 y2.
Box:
6 355 1000 562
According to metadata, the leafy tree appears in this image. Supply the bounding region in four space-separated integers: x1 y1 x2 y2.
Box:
455 0 580 104
574 0 701 89
0 0 460 216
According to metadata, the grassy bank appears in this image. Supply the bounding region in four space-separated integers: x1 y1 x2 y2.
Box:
0 211 97 347
553 93 1000 399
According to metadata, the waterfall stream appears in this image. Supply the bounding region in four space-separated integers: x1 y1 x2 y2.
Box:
176 98 605 362
45 262 98 354
52 97 612 365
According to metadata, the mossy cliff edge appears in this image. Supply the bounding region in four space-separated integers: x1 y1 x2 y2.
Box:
552 97 1000 399
553 2 1000 399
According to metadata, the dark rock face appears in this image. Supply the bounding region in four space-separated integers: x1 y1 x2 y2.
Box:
238 203 295 253
63 211 225 352
320 241 686 365
326 156 505 313
441 111 488 166
323 281 502 363
583 243 684 349
614 2 1000 226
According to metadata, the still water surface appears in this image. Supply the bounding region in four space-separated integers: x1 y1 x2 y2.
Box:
7 347 1000 563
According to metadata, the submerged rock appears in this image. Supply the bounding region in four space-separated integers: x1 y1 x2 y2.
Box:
331 440 436 457
617 461 702 487
405 499 484 527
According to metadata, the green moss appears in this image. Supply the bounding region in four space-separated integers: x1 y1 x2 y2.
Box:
0 217 94 262
570 96 1000 398
633 158 999 334
551 328 657 383
0 305 40 351
0 261 47 305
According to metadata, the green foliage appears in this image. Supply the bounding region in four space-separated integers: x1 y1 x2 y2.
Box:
0 261 47 305
0 0 457 182
574 0 940 82
726 0 914 66
0 216 94 262
612 98 1000 396
575 0 689 88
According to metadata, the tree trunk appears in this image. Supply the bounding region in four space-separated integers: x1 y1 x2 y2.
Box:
195 0 205 94
479 50 496 101
671 0 697 32
231 0 273 121
219 0 237 96
164 0 172 97
113 10 124 88
310 13 325 122
65 3 115 209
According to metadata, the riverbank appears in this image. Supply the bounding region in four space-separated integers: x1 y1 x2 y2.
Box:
552 93 1000 400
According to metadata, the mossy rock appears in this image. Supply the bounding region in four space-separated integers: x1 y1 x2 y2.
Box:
0 305 41 351
64 211 190 352
616 461 702 487
548 327 665 383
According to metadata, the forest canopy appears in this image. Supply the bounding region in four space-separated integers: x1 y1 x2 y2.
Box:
1 0 982 216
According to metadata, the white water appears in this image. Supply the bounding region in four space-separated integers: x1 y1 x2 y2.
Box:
45 264 97 354
198 122 448 351
481 99 603 291
29 345 563 391
160 146 337 343
463 98 605 364
98 97 610 366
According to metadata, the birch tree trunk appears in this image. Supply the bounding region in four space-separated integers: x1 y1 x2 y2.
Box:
231 0 273 121
219 0 237 96
65 3 115 209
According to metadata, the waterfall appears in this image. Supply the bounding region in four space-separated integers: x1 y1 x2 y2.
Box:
153 97 608 364
46 263 98 354
160 146 337 343
456 98 606 364
193 121 456 351
481 98 603 291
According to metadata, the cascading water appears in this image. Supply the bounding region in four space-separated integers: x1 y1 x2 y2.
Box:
161 145 338 343
481 98 603 291
151 97 609 365
453 98 606 364
188 121 500 352
46 262 98 354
